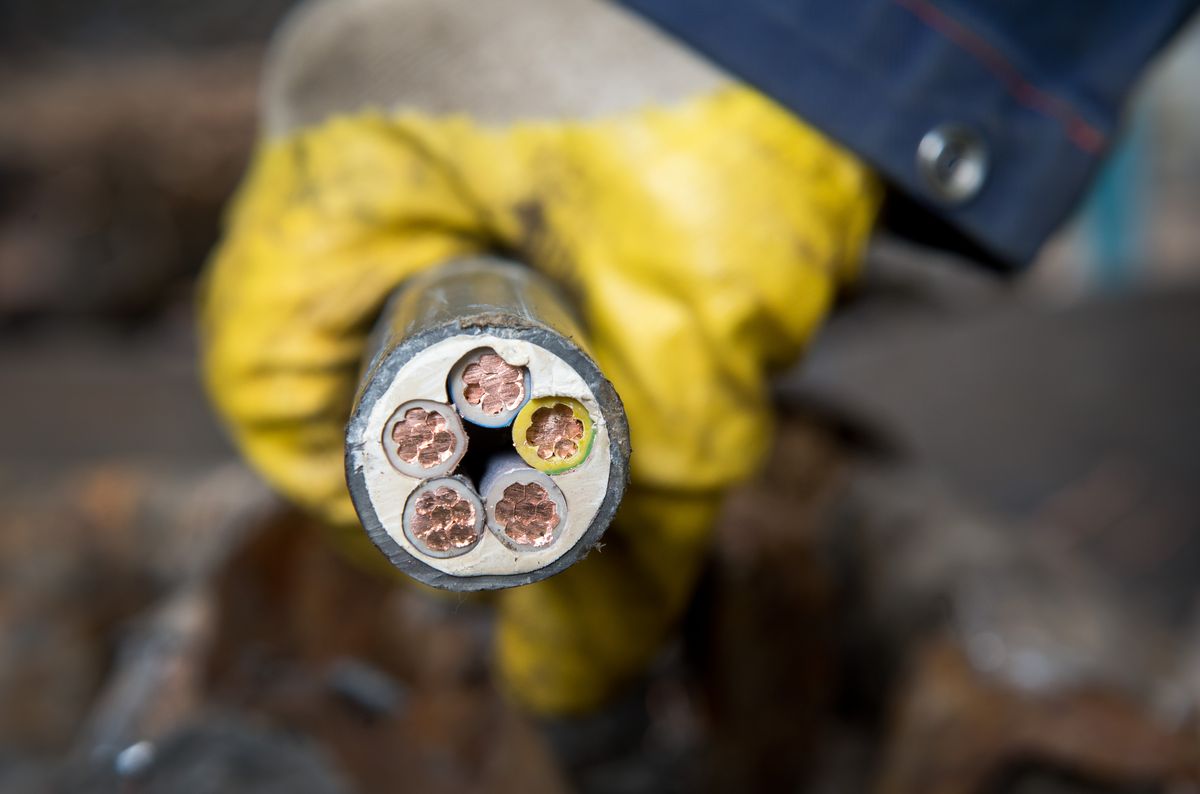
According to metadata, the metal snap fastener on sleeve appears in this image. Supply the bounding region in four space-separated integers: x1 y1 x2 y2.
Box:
917 124 988 204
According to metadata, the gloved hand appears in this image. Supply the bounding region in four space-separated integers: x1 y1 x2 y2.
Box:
201 0 879 715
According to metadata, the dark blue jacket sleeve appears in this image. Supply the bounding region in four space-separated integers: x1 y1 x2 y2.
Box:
615 0 1199 267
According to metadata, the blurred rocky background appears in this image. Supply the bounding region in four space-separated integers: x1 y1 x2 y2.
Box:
1 3 1198 793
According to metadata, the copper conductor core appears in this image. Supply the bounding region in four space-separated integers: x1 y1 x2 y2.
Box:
494 482 559 547
391 408 456 469
526 403 585 461
410 486 479 552
461 353 525 416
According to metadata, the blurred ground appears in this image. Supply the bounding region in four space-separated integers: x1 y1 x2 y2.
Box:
1 3 1199 793
803 249 1200 626
2 257 1198 793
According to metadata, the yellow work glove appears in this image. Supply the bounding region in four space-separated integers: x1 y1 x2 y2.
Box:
201 86 879 714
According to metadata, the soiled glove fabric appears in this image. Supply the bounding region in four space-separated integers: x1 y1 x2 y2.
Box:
201 0 879 714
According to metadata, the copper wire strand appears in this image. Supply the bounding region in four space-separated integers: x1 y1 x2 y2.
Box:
391 407 456 468
494 482 559 547
526 403 584 460
461 353 525 416
410 485 478 552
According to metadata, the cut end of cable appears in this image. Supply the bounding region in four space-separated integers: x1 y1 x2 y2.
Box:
347 255 627 588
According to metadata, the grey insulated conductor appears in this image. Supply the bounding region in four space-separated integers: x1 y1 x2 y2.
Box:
479 454 568 551
382 399 468 478
402 476 486 558
344 258 630 591
448 347 530 427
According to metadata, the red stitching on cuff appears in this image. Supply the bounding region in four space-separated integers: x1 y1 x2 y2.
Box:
891 0 1106 154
